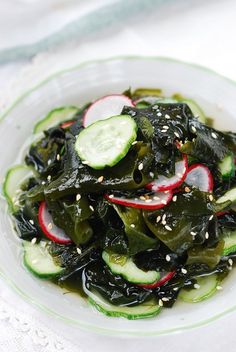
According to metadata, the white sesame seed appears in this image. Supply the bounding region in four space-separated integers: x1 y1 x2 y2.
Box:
157 112 162 117
153 196 160 200
181 268 187 274
174 131 180 138
132 141 138 145
156 216 161 223
166 255 171 262
165 114 170 119
228 258 233 266
211 132 217 139
161 129 167 133
209 215 214 221
162 200 167 205
165 225 172 231
48 223 53 230
164 190 169 194
194 283 200 289
82 160 89 165
162 297 170 302
140 196 146 201
145 199 152 203
162 220 167 226
205 232 209 239
162 214 167 221
191 126 197 133
173 287 179 291
98 176 104 183
89 205 94 212
47 175 51 181
56 154 60 161
138 163 144 171
190 231 197 237
109 194 114 199
163 125 169 130
172 195 177 202
76 194 81 201
76 247 82 255
216 285 223 290
149 172 154 178
47 159 52 165
185 186 191 193
176 115 182 119
29 219 34 225
158 299 163 307
42 181 46 185
209 195 213 202
31 237 37 244
130 224 135 228
152 105 159 110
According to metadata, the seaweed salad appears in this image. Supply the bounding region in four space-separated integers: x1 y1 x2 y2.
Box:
4 88 236 320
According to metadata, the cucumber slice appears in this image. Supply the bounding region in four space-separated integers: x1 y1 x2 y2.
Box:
87 290 161 319
179 274 218 303
75 115 137 170
216 187 236 205
33 106 78 134
181 99 206 123
222 230 236 255
3 165 34 212
218 154 235 179
23 241 63 278
102 251 160 284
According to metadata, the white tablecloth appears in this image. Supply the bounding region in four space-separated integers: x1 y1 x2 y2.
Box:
1 0 236 350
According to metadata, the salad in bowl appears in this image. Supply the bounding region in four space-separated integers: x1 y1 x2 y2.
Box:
4 88 236 320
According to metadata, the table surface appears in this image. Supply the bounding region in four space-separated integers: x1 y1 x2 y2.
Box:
0 0 236 351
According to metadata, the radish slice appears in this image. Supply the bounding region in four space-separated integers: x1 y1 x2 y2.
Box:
185 164 213 192
138 271 176 289
61 121 74 129
83 94 134 127
105 191 173 210
38 202 72 244
146 155 188 192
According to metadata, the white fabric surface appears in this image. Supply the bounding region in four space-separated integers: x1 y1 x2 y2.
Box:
1 0 236 351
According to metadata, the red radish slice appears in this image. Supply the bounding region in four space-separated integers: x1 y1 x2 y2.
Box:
83 94 134 127
185 164 213 192
38 202 72 244
61 121 74 129
146 155 188 192
138 271 176 289
105 191 173 210
216 211 228 217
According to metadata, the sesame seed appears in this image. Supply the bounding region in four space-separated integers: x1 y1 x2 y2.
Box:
165 225 172 231
76 194 81 201
130 224 135 228
47 159 52 165
149 172 154 178
109 194 114 199
185 186 191 193
98 176 104 183
209 195 213 202
145 199 152 203
158 299 163 307
174 132 180 138
56 154 60 161
31 237 37 244
172 195 177 202
47 175 52 181
156 216 161 223
132 141 138 145
228 258 233 266
76 247 82 255
152 105 159 110
162 200 167 205
161 129 167 133
153 196 160 200
191 126 197 133
164 190 169 194
211 132 217 139
176 115 182 119
157 112 162 117
42 181 46 185
89 205 94 212
163 125 169 130
173 287 179 291
209 215 214 221
162 220 167 226
162 297 170 302
82 160 89 165
166 255 171 262
48 223 53 230
205 232 209 239
216 285 223 290
162 214 167 221
165 114 170 119
181 268 187 274
194 283 200 289
190 231 197 236
138 163 144 171
29 219 34 225
140 196 146 201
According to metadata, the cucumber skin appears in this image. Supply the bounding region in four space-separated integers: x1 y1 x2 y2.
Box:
223 245 236 256
219 154 235 179
33 106 78 134
88 297 161 320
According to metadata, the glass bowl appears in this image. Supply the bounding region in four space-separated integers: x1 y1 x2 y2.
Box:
0 56 236 337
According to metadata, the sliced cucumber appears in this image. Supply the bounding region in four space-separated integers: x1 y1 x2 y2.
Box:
33 106 78 134
3 165 34 212
181 99 206 123
102 251 160 284
23 241 63 278
87 290 161 319
218 154 235 179
75 115 137 170
179 274 218 303
222 230 236 255
216 187 236 205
